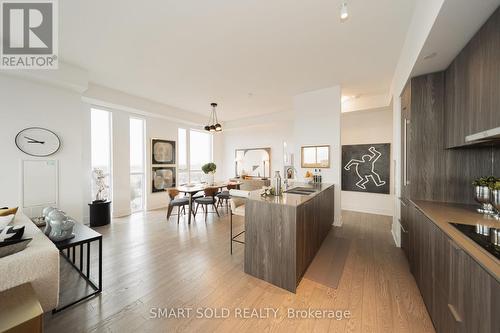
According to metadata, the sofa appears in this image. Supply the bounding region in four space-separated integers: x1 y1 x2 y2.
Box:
0 213 60 312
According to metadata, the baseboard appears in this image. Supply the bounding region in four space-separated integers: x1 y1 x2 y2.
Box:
147 204 168 211
112 209 131 218
391 228 400 247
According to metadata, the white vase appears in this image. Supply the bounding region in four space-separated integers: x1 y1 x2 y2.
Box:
206 173 215 185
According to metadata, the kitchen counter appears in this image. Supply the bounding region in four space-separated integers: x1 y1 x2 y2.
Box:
412 200 500 281
244 183 335 292
247 182 335 206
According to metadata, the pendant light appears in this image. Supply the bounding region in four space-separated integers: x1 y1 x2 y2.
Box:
340 2 349 21
205 102 222 132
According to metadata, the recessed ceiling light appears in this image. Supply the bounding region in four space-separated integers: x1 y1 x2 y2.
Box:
340 2 349 21
423 52 437 60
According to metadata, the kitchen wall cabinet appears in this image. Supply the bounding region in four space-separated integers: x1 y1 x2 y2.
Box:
406 203 499 333
444 7 500 148
401 72 495 206
400 82 411 201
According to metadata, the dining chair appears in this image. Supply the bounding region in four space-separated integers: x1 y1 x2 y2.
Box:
194 187 220 222
166 189 191 224
229 189 250 254
216 183 239 213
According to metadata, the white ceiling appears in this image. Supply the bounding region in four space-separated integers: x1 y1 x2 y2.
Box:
412 0 500 77
59 0 416 120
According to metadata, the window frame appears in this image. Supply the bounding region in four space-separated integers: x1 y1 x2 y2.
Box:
129 116 146 212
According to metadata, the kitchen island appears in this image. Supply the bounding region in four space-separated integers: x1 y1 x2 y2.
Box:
244 183 335 292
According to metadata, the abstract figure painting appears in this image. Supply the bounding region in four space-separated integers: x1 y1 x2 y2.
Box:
152 167 176 193
342 143 390 194
152 139 175 165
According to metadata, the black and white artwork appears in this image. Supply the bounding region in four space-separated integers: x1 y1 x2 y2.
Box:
152 139 175 165
152 167 176 193
342 143 390 194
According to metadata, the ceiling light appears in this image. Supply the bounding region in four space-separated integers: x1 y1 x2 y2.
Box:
341 95 353 104
340 2 349 21
205 103 222 133
423 52 437 60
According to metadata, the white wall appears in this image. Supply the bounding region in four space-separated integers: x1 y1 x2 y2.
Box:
0 71 224 223
341 107 394 216
293 86 342 225
0 74 90 222
221 118 294 181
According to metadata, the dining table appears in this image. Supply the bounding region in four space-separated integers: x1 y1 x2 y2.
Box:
176 181 241 224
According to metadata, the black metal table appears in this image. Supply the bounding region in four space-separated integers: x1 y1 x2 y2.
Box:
52 223 102 313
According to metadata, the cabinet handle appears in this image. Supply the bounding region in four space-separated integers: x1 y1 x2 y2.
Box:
447 304 463 323
403 118 410 186
400 223 408 234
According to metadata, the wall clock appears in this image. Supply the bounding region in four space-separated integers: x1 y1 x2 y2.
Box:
15 127 61 157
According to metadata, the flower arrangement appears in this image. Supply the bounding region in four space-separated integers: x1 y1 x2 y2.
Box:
260 186 282 197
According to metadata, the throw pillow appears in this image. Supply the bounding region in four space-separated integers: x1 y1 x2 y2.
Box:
0 214 15 229
0 207 18 217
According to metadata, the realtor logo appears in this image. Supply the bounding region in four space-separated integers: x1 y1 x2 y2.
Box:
1 0 58 69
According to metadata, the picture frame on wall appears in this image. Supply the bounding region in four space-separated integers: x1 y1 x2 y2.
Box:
341 143 390 194
152 166 176 193
151 139 176 165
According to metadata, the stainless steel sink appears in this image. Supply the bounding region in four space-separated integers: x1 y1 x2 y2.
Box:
284 187 318 195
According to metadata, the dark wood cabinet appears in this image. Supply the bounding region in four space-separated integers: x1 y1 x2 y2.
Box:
399 200 410 260
444 7 500 148
407 204 499 333
400 82 411 200
398 6 500 333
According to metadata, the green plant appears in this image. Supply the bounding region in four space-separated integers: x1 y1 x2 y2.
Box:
491 181 500 191
472 176 499 188
201 162 217 174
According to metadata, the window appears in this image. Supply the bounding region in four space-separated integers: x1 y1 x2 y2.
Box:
90 108 112 201
178 128 213 184
301 145 330 168
178 128 189 185
190 129 212 183
130 118 145 212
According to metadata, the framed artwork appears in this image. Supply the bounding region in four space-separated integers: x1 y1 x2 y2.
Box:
341 143 390 194
152 167 176 193
301 145 330 168
152 139 175 165
234 148 271 178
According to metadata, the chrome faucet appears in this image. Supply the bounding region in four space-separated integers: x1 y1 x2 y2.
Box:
283 166 298 190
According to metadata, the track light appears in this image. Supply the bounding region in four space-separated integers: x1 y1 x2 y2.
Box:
340 2 348 21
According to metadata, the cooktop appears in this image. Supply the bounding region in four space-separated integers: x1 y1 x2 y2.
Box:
449 222 500 260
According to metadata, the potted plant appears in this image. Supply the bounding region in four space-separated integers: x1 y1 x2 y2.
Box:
202 162 217 185
472 176 497 214
489 179 500 217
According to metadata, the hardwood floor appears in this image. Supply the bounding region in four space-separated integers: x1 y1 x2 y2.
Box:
44 209 434 333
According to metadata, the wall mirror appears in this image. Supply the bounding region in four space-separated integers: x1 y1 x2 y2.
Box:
235 148 271 178
301 145 330 168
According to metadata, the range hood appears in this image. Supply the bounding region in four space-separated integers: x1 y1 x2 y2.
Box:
465 126 500 144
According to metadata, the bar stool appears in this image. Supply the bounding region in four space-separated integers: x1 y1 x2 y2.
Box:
216 183 239 213
229 189 250 254
194 187 220 222
166 189 191 224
